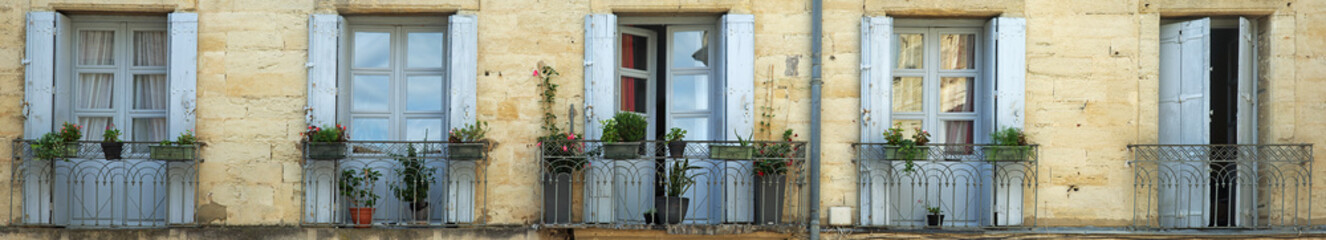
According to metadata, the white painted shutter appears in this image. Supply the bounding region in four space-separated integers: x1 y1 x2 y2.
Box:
720 14 755 224
1158 17 1211 228
583 14 617 224
985 17 1027 226
307 14 342 127
22 11 64 225
447 14 478 223
858 16 892 226
1234 16 1256 226
166 12 200 225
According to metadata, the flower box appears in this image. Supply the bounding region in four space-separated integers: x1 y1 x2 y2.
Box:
709 145 754 160
150 145 196 160
602 142 642 160
307 142 346 160
984 146 1031 162
448 144 485 160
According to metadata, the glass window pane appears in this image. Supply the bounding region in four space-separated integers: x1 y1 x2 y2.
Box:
133 118 167 142
351 118 389 141
353 32 391 68
407 32 444 69
891 77 923 112
940 77 974 112
133 74 167 110
352 75 390 112
891 119 923 138
620 77 646 113
407 75 443 111
406 118 444 141
941 120 974 144
79 73 115 109
941 34 976 70
80 30 115 65
133 31 167 66
893 34 923 69
672 31 709 68
79 117 112 141
622 34 648 71
674 118 709 141
670 74 709 111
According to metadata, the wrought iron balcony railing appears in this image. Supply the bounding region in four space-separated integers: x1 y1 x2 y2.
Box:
853 143 1039 229
536 140 809 229
300 141 489 227
1128 144 1313 230
9 140 201 228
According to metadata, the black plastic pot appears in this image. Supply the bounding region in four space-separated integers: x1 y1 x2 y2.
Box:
754 174 786 224
667 141 687 158
926 214 945 227
101 142 124 160
542 174 573 224
653 196 689 224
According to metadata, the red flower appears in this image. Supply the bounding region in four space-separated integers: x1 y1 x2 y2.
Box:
757 171 765 177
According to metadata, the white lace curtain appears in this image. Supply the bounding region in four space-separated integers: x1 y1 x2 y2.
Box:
75 30 168 142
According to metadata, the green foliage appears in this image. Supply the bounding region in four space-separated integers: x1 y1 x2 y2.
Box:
612 112 647 142
599 119 619 143
32 132 71 161
449 121 489 143
754 129 798 176
536 65 563 136
924 204 942 214
304 124 347 142
340 168 383 208
734 130 753 147
663 159 704 197
59 122 82 142
540 132 587 173
103 126 122 143
391 144 435 206
884 123 930 172
665 128 687 143
991 127 1028 146
160 130 197 146
883 124 904 145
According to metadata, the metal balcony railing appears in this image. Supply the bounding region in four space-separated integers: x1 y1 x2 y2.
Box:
1128 144 1313 230
300 141 489 227
853 143 1039 229
535 140 810 230
9 140 201 228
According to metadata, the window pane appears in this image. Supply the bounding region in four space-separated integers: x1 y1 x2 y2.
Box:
620 77 646 113
940 77 974 112
941 120 974 144
133 118 167 142
941 34 976 70
670 74 709 111
79 73 115 109
674 117 709 141
134 74 167 110
406 75 443 111
80 30 115 65
79 117 112 141
893 34 923 69
354 32 391 68
351 118 389 141
672 31 709 68
891 119 923 138
622 34 648 71
352 75 390 112
891 77 922 112
133 31 167 66
406 118 444 141
407 32 444 69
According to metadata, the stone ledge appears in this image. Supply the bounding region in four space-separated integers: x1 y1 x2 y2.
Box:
0 226 542 240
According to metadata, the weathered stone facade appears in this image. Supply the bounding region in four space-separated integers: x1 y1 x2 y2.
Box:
0 0 1323 238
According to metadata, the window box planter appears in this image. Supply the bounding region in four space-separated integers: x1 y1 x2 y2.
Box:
602 142 642 160
306 142 346 160
63 142 80 158
150 145 196 160
984 146 1031 162
709 145 754 160
448 144 485 160
883 146 929 160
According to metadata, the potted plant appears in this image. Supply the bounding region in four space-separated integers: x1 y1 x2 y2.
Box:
151 130 197 160
448 121 489 160
654 159 702 224
882 124 930 172
304 124 347 160
539 132 584 224
986 127 1031 162
710 130 755 160
340 168 382 228
753 129 797 224
101 125 123 160
57 122 82 158
642 208 657 225
600 112 646 160
923 202 944 227
391 144 435 224
32 132 72 161
665 128 687 158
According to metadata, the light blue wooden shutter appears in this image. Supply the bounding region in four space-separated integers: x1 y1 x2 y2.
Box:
22 11 65 225
583 14 617 224
983 17 1027 226
1234 16 1256 226
166 12 200 225
858 15 892 226
1158 17 1210 228
304 14 342 224
447 13 479 224
720 13 755 224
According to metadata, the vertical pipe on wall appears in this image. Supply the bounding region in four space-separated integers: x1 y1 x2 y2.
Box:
809 0 823 239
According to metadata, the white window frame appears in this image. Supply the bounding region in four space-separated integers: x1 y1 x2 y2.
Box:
59 16 170 141
890 23 984 144
337 16 449 141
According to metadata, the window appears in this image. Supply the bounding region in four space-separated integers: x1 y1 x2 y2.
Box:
890 26 981 144
340 17 447 141
616 23 718 142
64 17 169 141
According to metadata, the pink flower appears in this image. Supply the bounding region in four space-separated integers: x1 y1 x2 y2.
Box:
533 70 539 76
562 146 568 152
567 133 576 140
537 142 543 147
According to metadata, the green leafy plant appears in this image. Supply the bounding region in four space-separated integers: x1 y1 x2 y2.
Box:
734 130 753 147
991 127 1027 146
304 124 347 142
665 128 687 143
103 125 122 143
884 123 929 172
600 119 619 143
32 132 71 161
923 202 942 215
611 112 647 142
391 144 435 208
535 65 563 135
663 159 704 197
754 129 798 177
159 130 197 146
340 168 383 208
448 121 489 143
58 122 82 142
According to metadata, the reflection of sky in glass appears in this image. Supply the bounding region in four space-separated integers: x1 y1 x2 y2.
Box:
671 74 708 111
353 75 389 112
407 32 444 69
407 75 443 111
354 32 390 68
406 118 444 141
674 118 709 140
672 31 707 68
352 118 389 140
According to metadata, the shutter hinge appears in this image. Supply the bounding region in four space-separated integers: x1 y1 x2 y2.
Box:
305 62 315 68
583 60 593 66
21 58 31 65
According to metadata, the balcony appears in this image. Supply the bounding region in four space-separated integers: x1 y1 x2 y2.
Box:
853 143 1039 229
535 140 810 230
300 141 489 227
9 140 201 228
1127 144 1313 230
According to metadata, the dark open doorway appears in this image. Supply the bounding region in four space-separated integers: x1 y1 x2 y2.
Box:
1208 27 1239 227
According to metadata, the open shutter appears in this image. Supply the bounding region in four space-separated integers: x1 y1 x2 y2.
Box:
720 14 755 224
1234 16 1256 226
304 14 342 224
22 11 64 225
858 16 892 226
1158 17 1211 228
984 17 1027 226
166 12 199 225
447 14 479 223
583 14 617 223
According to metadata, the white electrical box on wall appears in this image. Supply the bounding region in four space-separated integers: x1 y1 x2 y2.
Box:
829 207 852 226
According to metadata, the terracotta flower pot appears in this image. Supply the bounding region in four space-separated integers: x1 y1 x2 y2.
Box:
349 207 375 228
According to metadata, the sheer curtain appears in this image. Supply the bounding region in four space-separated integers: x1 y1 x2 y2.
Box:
80 31 115 65
78 74 114 109
134 32 166 66
134 31 169 142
